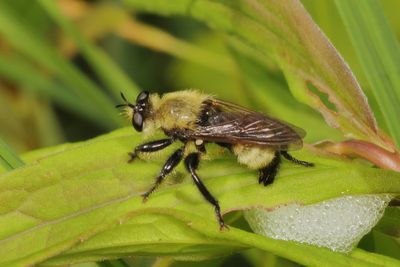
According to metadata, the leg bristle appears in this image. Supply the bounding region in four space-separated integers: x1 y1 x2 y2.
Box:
281 151 314 167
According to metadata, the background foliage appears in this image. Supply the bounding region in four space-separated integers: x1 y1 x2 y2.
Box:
0 0 399 266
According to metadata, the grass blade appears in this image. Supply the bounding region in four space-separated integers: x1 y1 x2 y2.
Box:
0 137 24 170
335 0 400 147
37 0 140 100
0 2 122 129
116 18 235 74
0 55 109 127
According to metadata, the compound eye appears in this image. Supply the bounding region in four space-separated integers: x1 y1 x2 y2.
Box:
136 91 149 103
133 112 143 132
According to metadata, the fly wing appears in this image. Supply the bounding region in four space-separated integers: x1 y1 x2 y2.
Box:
192 99 305 150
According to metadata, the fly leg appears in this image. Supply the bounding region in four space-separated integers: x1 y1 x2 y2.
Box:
185 153 227 230
129 138 174 162
194 139 206 153
259 151 281 186
281 151 314 167
142 147 184 201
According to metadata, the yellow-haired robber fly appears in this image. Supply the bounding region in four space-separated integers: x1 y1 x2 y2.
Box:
116 90 314 229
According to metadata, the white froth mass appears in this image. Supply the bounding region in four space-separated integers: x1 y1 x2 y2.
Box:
244 194 392 252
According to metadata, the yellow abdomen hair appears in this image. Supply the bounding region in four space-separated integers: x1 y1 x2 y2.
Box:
233 144 276 169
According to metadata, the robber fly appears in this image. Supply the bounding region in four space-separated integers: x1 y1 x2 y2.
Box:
116 90 314 229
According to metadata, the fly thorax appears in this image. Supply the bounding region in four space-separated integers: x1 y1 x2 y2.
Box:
158 99 199 130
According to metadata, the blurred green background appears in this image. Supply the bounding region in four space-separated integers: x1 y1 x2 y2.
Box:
1 0 400 153
0 0 399 266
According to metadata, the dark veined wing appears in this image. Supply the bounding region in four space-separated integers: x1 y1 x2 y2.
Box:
192 99 306 150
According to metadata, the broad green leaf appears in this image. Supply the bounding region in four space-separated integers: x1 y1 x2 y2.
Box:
122 0 394 151
37 0 140 100
0 137 24 171
0 1 122 129
0 128 399 266
335 0 400 147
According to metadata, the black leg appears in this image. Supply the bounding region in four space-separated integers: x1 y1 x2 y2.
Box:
281 151 314 167
259 151 281 186
185 153 227 230
142 147 184 201
129 138 174 162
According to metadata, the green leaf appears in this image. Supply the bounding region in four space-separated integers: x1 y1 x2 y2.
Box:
37 0 140 100
335 0 400 147
375 207 400 238
0 128 399 266
0 137 24 171
366 207 400 259
122 0 393 151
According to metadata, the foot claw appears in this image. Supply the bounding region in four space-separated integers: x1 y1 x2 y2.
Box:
258 170 265 184
141 193 149 203
219 222 229 231
142 188 154 203
128 152 136 163
263 175 274 186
